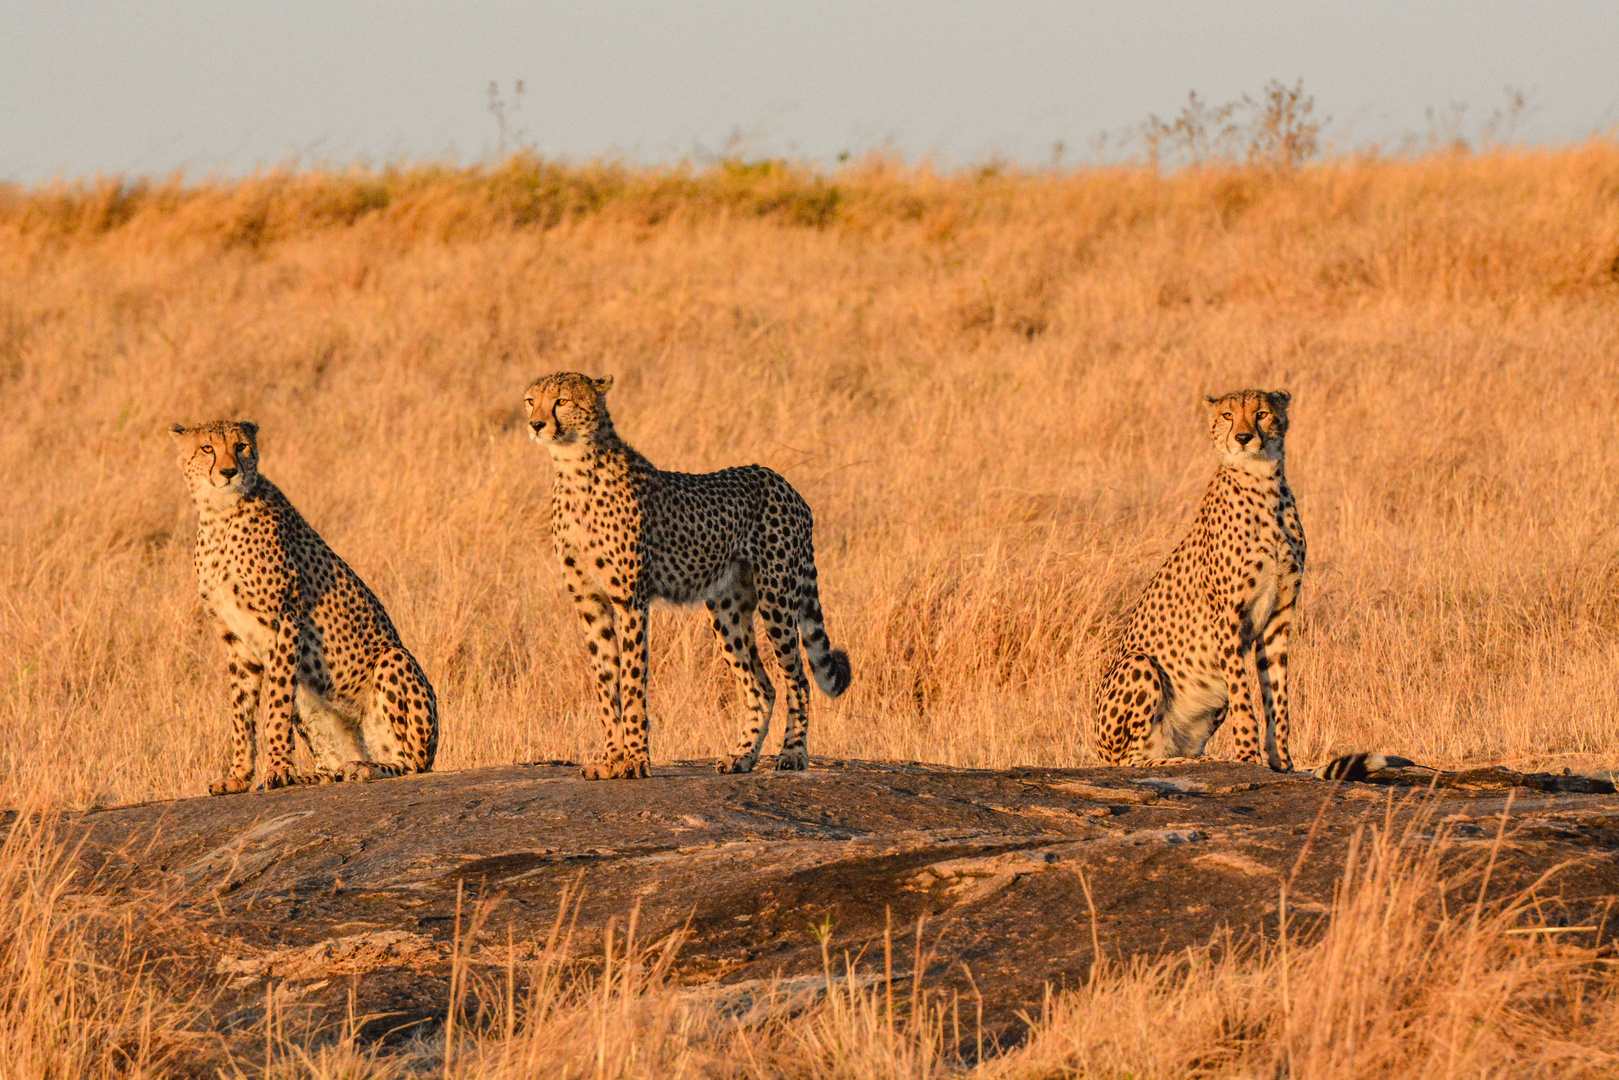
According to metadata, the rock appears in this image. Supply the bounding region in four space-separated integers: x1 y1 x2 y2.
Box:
63 759 1619 1049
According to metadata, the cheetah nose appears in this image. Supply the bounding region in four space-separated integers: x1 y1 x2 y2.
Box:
1234 433 1254 446
529 421 544 432
218 467 239 479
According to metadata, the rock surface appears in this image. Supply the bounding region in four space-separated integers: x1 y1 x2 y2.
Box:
67 759 1619 1049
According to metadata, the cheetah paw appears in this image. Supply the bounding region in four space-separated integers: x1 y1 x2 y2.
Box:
338 761 402 782
774 749 809 771
717 754 758 775
208 774 252 796
256 766 313 791
581 758 650 780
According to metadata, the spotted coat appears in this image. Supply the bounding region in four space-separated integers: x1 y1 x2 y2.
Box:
523 373 851 779
169 421 438 794
1094 390 1305 771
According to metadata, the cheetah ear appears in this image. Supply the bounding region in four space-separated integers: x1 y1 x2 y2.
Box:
592 375 614 396
238 421 259 441
168 423 187 441
1268 390 1292 410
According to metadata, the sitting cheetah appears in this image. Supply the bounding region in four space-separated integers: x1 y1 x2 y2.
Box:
522 373 851 779
1094 390 1305 771
169 421 438 793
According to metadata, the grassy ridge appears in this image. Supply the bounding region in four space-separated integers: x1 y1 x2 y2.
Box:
6 147 1617 302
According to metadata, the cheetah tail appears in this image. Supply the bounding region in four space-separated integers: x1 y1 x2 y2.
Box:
1311 752 1418 782
798 578 851 699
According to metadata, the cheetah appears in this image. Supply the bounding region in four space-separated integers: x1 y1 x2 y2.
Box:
169 420 438 793
1094 390 1305 771
522 373 851 779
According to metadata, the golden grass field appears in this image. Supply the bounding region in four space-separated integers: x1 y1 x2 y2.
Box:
4 145 1619 1075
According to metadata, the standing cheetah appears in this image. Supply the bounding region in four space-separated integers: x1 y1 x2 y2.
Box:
523 373 851 779
1094 390 1305 771
169 421 438 793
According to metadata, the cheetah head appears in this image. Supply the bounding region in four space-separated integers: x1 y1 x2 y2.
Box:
523 372 615 447
169 420 260 504
1205 389 1290 464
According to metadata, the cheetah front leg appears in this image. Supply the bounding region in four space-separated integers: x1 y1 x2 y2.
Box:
1221 606 1266 766
210 632 261 795
560 557 633 779
1255 597 1297 772
257 600 317 790
609 598 652 779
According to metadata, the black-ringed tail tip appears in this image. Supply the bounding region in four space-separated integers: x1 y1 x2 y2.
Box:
1312 753 1418 782
818 648 852 698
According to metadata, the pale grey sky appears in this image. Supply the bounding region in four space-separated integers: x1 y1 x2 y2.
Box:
2 1 1617 183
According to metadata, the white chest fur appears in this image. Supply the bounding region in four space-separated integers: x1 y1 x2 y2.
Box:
548 448 623 556
1245 555 1282 630
195 517 276 659
1223 471 1297 634
551 475 597 550
203 577 275 658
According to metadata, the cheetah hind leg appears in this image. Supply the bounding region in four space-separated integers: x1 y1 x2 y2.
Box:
341 647 440 783
757 583 812 772
1097 653 1171 766
707 572 778 775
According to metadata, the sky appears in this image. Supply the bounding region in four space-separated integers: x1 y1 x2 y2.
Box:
2 1 1617 184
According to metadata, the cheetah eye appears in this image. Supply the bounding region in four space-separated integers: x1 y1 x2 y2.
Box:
1221 412 1233 420
556 399 572 408
201 445 215 454
234 443 248 454
1255 412 1268 421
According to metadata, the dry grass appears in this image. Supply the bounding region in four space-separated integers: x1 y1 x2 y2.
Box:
0 802 189 1078
993 801 1619 1079
4 145 1619 1074
5 147 1619 806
